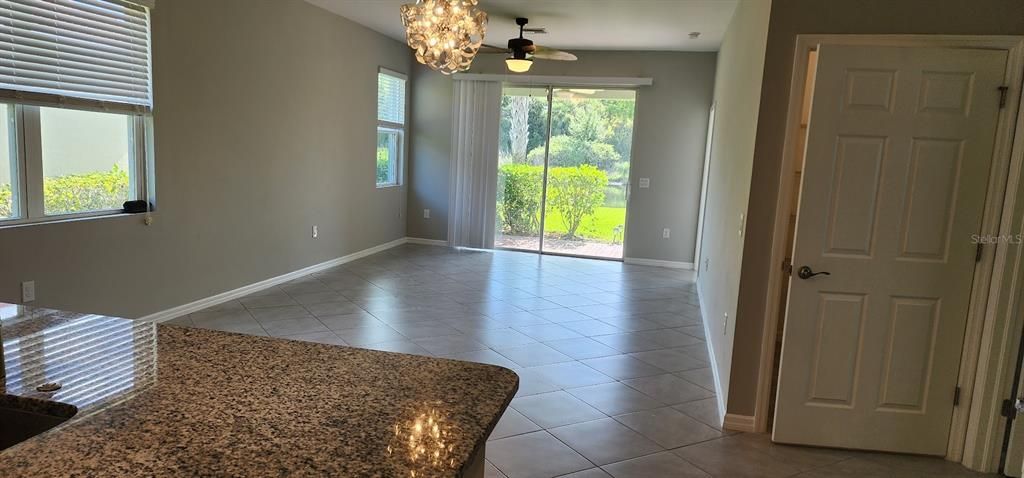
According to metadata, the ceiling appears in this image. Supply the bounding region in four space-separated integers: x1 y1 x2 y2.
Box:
305 0 739 52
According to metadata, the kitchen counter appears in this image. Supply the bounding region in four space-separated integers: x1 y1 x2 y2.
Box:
0 303 518 477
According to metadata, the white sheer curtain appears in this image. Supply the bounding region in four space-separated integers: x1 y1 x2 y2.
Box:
448 80 502 248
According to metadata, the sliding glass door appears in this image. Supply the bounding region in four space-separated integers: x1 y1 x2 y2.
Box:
495 85 637 260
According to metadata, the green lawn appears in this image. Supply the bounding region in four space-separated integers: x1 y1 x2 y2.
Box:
543 206 626 243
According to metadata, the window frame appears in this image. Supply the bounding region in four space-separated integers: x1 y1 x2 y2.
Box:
0 103 152 227
376 67 407 188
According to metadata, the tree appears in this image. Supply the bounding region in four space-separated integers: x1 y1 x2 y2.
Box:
547 165 608 239
527 136 621 170
508 95 530 162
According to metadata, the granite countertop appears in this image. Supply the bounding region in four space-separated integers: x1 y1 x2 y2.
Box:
0 303 518 477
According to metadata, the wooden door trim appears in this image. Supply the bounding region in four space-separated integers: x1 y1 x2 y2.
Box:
755 34 1024 472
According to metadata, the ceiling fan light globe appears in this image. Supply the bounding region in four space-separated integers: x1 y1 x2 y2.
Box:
505 58 533 73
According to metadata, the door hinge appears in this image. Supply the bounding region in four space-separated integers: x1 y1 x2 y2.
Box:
1002 398 1017 418
954 386 961 406
976 243 984 263
782 258 793 275
999 86 1009 108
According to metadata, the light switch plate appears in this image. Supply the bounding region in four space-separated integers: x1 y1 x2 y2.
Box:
424 209 431 219
22 281 35 303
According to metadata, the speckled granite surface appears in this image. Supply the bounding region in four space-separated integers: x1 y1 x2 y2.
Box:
0 303 518 477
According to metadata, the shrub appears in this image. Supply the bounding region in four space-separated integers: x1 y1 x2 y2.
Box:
497 163 543 234
376 147 390 183
0 182 11 218
527 136 621 170
547 165 608 239
0 166 129 218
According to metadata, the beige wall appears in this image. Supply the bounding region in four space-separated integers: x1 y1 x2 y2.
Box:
408 51 718 264
728 0 1024 416
696 0 772 410
0 0 410 318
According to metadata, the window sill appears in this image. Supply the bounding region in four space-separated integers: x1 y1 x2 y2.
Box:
0 210 148 230
376 183 403 189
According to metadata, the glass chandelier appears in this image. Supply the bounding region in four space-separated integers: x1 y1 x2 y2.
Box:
400 0 488 75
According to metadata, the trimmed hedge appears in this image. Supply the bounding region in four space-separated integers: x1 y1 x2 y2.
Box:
497 163 543 235
497 163 608 239
0 165 129 217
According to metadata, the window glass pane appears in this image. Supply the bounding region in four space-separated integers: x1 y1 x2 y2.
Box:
377 72 406 124
0 104 14 220
377 129 399 186
40 107 133 216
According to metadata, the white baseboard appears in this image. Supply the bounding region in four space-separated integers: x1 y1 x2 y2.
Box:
697 282 727 426
405 237 449 247
623 257 695 269
723 413 757 432
137 237 409 323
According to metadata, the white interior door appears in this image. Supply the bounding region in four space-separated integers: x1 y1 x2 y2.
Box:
773 44 1007 454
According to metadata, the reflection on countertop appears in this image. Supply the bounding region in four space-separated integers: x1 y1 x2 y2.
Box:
0 303 518 477
0 303 158 410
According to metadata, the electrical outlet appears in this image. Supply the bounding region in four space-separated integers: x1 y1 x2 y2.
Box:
639 178 650 189
663 228 671 239
423 209 431 219
312 225 318 239
722 312 729 335
22 281 35 303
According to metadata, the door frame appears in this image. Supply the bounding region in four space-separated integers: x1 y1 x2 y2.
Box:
754 34 1024 471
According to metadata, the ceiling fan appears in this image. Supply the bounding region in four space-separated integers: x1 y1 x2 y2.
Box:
478 17 577 73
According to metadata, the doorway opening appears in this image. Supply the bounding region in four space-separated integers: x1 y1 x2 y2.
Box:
494 85 637 260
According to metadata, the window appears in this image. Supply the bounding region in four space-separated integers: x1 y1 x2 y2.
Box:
377 69 406 187
0 0 153 226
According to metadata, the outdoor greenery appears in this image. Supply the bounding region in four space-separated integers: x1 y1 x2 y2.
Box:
546 165 607 238
497 163 543 235
496 163 608 240
0 183 11 218
376 146 390 184
0 166 129 218
544 207 626 243
498 91 635 244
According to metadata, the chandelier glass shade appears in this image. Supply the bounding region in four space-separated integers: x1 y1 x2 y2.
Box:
400 0 488 75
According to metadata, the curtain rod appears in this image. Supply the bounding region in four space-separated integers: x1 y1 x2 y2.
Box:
450 73 653 87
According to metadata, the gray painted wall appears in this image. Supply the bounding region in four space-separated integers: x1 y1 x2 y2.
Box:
0 0 410 317
407 63 454 242
408 51 717 264
728 0 1024 416
696 0 772 411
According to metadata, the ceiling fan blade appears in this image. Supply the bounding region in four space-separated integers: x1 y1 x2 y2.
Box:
531 45 577 61
478 44 511 54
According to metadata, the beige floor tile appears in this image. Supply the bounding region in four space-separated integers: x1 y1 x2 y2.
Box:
489 408 542 440
511 391 606 428
487 431 592 478
614 407 721 449
622 374 715 405
548 418 662 465
566 382 663 416
601 451 709 478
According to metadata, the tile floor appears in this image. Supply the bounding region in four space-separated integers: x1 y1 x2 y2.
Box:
168 244 995 478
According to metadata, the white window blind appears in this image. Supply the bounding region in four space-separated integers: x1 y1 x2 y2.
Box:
0 0 153 113
377 69 405 125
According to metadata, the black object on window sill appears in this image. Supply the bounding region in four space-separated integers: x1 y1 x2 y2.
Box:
123 200 149 214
